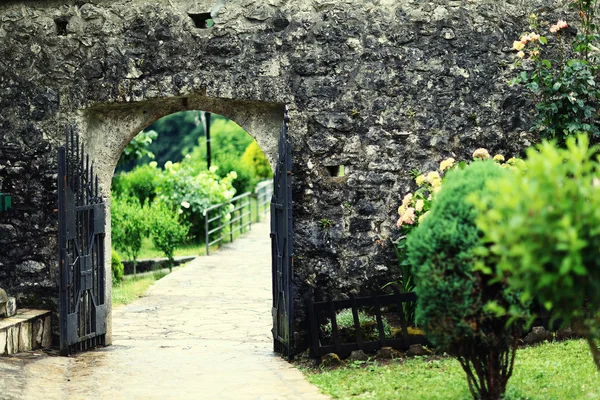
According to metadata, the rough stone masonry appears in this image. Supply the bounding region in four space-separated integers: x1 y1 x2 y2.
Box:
0 0 567 349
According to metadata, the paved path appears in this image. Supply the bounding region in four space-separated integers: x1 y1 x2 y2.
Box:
0 221 329 400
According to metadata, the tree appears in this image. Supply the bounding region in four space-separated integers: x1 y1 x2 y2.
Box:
116 130 158 172
407 161 524 400
148 201 189 272
111 196 148 276
475 135 600 370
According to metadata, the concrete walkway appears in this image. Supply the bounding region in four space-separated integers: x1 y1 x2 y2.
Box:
0 221 329 400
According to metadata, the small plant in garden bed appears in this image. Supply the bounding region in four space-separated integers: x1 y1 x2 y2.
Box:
321 309 392 343
111 249 124 283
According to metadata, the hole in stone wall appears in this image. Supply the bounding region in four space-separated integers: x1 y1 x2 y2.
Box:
55 18 69 36
188 13 214 29
326 165 346 177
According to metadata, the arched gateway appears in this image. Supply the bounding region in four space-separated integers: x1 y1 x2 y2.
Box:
0 0 538 356
55 103 293 357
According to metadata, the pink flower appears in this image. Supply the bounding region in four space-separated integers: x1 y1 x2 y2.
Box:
520 34 531 44
550 20 568 33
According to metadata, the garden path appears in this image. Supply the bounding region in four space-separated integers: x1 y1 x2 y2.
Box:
0 221 329 400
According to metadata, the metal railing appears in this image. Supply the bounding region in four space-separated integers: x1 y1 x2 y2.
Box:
255 180 274 222
203 192 252 255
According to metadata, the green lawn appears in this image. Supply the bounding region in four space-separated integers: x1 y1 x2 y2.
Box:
303 340 600 400
112 270 169 306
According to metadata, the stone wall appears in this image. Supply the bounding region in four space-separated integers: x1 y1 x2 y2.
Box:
0 0 567 348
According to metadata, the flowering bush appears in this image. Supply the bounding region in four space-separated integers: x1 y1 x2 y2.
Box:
394 151 515 323
510 2 600 146
157 162 237 240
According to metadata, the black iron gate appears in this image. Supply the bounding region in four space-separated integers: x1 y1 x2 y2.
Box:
271 107 294 359
58 126 107 355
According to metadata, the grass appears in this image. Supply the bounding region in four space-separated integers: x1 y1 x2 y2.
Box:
133 237 206 259
302 340 600 400
112 270 169 306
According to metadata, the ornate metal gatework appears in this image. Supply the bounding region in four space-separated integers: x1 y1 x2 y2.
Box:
271 107 294 359
58 126 107 355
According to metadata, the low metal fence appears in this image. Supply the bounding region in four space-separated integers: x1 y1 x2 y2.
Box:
305 288 428 359
203 192 252 255
255 180 273 222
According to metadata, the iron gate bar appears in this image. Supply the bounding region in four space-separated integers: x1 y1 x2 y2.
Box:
271 106 294 360
58 125 107 356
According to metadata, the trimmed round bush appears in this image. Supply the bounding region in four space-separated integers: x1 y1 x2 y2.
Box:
407 160 523 400
111 249 124 283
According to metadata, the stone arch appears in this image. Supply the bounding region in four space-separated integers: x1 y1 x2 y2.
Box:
79 95 284 197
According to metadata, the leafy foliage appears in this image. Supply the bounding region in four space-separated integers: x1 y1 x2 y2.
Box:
147 201 190 272
156 162 236 240
510 4 600 146
212 153 257 195
110 196 148 275
242 140 273 179
112 163 160 206
474 134 600 370
186 118 254 165
407 161 524 400
117 130 158 171
111 248 124 283
142 111 211 168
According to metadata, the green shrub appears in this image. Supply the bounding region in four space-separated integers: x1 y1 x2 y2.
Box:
474 134 600 370
407 161 524 400
242 140 272 179
111 196 149 275
111 248 125 283
148 200 190 272
113 163 160 206
212 153 257 195
156 162 236 241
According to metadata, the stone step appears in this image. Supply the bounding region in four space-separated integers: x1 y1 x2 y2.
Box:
0 309 52 356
